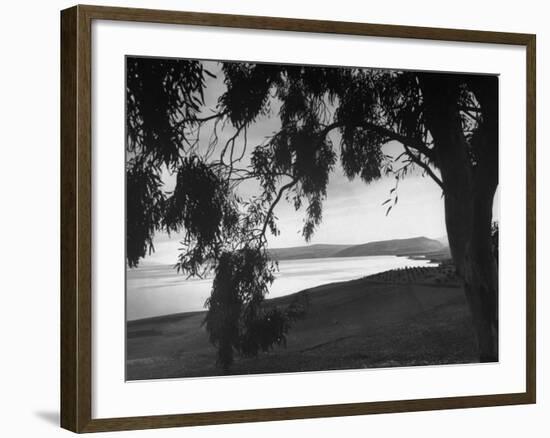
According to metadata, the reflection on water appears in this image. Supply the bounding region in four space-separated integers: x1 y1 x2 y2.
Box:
126 255 434 320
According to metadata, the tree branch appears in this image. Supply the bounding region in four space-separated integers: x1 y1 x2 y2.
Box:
320 121 435 161
175 110 228 128
458 105 481 113
402 143 445 191
260 178 299 239
365 122 435 160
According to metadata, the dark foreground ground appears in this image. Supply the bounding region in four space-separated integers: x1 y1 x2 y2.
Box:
126 263 479 380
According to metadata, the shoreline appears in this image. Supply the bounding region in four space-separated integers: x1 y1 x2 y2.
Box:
127 250 452 325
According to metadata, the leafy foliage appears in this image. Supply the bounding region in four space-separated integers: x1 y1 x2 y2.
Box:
163 156 239 277
126 160 166 268
203 248 271 369
203 247 309 370
126 57 208 168
220 63 280 126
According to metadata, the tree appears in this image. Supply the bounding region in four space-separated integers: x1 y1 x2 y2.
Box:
126 57 499 367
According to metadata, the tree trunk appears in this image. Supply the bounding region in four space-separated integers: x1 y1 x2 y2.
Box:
445 186 498 362
462 188 499 362
419 73 499 362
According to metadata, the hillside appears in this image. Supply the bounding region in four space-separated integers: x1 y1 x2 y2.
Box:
335 236 444 258
269 236 446 261
269 244 351 261
126 265 476 380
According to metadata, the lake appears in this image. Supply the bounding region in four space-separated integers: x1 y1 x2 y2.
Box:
126 255 435 320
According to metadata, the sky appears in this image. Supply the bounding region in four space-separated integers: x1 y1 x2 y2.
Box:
136 60 500 266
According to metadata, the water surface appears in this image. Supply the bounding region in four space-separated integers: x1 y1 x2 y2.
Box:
126 255 434 320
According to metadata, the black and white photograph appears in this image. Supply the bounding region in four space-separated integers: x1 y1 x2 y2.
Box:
125 56 499 380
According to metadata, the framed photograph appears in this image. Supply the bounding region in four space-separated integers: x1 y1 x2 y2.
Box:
60 4 536 433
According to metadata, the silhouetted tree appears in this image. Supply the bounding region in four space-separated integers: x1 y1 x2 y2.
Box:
126 57 499 367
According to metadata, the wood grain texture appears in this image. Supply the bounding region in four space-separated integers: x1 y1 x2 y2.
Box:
61 5 94 432
525 34 536 404
60 4 537 433
78 4 534 45
60 5 78 432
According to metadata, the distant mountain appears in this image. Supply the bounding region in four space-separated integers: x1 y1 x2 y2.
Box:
335 236 444 258
269 244 352 261
270 237 445 261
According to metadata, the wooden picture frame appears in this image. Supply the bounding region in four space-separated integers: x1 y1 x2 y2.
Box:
61 4 536 433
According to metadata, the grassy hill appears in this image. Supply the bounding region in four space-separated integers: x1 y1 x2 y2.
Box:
126 264 476 380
